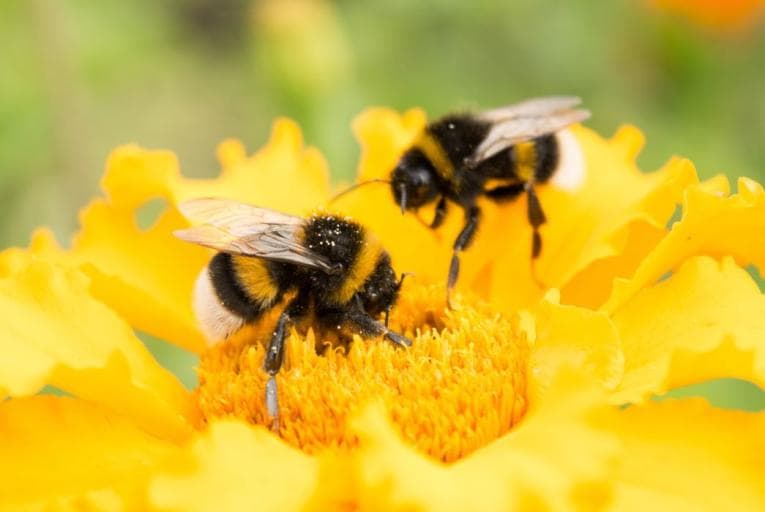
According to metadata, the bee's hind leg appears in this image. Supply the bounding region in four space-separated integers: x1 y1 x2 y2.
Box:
447 205 481 308
430 196 448 228
525 184 547 259
524 183 547 287
263 292 309 432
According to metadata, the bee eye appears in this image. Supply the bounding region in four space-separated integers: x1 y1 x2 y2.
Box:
397 167 436 208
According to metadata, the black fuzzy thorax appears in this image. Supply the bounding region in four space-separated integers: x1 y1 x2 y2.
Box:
301 214 365 304
427 114 491 168
474 134 560 182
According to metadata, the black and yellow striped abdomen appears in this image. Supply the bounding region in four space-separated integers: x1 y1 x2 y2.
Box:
414 114 560 189
208 252 285 321
477 134 560 184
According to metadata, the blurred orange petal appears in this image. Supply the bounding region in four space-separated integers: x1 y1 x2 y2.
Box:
650 0 765 32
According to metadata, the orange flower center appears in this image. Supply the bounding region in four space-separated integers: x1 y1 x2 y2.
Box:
195 282 530 462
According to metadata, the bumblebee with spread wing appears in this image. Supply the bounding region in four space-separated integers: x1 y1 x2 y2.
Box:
389 96 590 304
175 198 411 426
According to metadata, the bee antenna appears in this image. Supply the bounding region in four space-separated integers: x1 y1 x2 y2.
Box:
397 271 414 290
328 179 391 205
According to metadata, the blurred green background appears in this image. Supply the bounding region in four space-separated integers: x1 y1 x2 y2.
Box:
3 0 765 407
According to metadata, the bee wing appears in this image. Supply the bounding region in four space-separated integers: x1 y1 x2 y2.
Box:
177 197 304 232
476 96 584 123
467 97 590 167
174 198 336 272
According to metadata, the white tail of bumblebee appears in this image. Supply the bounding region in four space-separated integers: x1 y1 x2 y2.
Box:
550 129 586 191
193 266 245 345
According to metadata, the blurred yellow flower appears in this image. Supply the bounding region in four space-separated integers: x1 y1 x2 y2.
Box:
3 110 765 510
649 0 765 32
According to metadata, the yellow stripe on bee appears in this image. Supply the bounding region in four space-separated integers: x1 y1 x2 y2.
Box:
332 231 383 305
414 132 455 180
232 256 280 304
514 141 537 182
484 178 520 190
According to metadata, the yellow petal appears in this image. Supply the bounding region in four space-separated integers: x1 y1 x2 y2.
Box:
74 192 210 354
342 370 618 512
149 420 318 512
0 256 194 441
528 290 624 400
611 256 765 403
601 398 765 511
485 134 696 312
170 119 331 207
337 109 697 314
604 178 765 313
0 396 177 511
52 119 331 354
560 220 666 309
353 107 428 182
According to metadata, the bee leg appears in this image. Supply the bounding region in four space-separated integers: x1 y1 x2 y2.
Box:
525 183 548 287
346 310 412 348
262 293 309 432
447 205 481 308
386 271 414 325
397 271 413 290
525 184 547 259
354 293 365 312
263 311 289 431
430 196 448 228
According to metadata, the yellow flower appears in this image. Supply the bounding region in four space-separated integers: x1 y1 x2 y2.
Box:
3 110 765 511
648 0 765 33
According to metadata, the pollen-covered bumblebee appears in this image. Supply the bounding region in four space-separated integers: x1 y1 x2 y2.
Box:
174 198 411 424
390 96 590 302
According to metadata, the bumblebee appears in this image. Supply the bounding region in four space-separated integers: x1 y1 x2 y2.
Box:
174 198 411 425
390 96 590 302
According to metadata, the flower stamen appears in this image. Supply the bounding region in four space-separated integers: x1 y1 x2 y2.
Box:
195 282 530 462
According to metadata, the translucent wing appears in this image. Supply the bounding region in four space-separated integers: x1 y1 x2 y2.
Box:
467 96 590 166
476 96 584 122
177 197 304 232
174 198 336 272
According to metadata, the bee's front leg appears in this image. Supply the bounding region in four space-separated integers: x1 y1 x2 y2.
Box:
447 205 481 308
430 196 448 229
345 310 412 348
